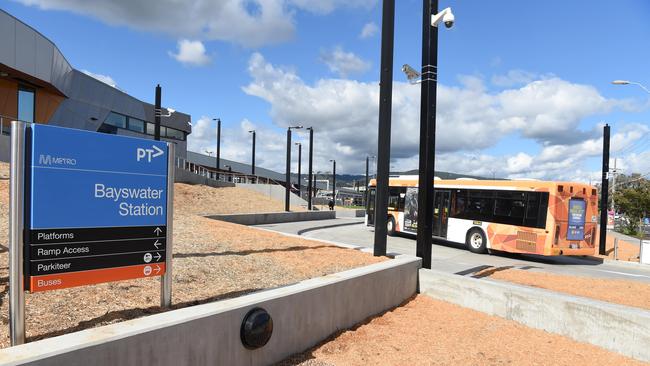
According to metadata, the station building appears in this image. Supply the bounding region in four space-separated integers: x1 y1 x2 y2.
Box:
0 9 191 160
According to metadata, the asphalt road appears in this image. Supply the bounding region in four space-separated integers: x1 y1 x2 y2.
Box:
255 218 650 284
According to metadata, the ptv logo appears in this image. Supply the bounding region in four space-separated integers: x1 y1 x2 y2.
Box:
136 145 165 162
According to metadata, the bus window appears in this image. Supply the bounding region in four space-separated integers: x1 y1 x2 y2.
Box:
494 191 526 226
466 190 495 222
451 190 467 218
388 187 406 211
523 192 549 229
366 188 376 226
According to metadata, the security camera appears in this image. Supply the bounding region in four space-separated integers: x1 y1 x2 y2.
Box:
431 7 455 29
442 11 454 28
401 64 421 82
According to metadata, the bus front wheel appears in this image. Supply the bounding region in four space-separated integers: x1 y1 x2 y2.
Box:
466 228 487 254
387 216 396 236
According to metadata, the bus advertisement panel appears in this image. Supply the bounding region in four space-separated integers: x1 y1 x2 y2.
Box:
567 199 586 241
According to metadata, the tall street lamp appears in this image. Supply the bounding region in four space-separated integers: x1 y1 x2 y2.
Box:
154 84 162 141
402 2 455 270
153 84 176 141
373 0 396 258
213 118 221 179
285 125 303 211
365 155 375 189
612 80 650 94
329 159 336 206
248 130 256 176
295 142 302 199
224 165 232 182
306 127 314 210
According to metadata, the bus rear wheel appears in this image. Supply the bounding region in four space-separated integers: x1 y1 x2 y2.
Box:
466 228 487 254
387 216 396 236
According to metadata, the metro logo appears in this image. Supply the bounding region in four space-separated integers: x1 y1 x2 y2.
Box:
136 145 165 162
38 154 77 166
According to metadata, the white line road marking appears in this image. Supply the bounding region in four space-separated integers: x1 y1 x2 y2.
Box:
597 269 650 279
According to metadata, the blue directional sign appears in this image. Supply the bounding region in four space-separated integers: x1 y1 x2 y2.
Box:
30 124 168 229
25 124 170 292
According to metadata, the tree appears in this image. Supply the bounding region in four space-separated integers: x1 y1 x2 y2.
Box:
613 180 650 236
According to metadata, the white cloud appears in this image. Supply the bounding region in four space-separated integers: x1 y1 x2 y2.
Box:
496 79 612 143
80 69 117 88
359 22 378 39
169 39 212 66
241 53 643 180
289 0 377 15
187 116 291 172
320 46 371 77
491 70 542 87
16 0 376 47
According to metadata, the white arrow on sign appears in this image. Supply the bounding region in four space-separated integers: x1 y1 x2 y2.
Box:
154 252 162 262
154 264 161 274
152 145 164 158
154 227 162 236
153 239 162 249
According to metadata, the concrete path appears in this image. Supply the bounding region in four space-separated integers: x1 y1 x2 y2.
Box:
256 218 650 284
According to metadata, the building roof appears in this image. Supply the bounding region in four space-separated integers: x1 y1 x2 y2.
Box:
186 151 286 183
0 9 191 134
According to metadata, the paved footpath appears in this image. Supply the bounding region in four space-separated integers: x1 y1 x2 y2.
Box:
256 218 650 284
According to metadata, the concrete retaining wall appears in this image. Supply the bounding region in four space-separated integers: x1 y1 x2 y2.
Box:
175 167 235 188
237 183 308 208
335 209 365 218
419 269 650 362
0 256 421 366
207 211 336 226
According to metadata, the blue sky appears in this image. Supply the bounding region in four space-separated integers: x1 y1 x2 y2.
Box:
2 0 650 181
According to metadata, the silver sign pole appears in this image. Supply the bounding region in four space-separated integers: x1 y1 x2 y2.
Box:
161 143 174 307
9 121 26 345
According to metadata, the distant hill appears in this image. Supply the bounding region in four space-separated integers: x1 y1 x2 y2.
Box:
304 170 492 188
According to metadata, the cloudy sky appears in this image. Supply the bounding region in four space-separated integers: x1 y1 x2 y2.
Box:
4 0 650 182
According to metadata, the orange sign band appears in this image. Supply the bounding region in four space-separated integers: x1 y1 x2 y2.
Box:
29 263 166 292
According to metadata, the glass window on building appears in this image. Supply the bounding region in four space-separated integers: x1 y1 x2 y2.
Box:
104 112 126 128
166 127 185 141
146 122 155 135
128 117 145 133
18 87 35 123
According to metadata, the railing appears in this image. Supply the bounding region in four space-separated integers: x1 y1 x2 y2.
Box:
175 157 279 186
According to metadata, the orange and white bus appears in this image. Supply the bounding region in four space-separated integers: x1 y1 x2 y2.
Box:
366 176 598 256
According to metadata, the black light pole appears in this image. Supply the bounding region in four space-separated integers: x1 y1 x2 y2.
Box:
330 159 336 206
373 0 395 257
415 0 439 270
295 142 302 199
285 125 303 211
365 156 370 190
213 118 221 179
307 127 314 210
599 124 610 255
154 84 162 141
249 130 256 176
225 165 232 182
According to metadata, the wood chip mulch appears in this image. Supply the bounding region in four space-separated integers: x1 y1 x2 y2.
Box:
0 163 384 348
473 266 650 311
278 295 645 366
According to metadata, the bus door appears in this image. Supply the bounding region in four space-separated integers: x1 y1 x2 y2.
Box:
433 190 451 237
366 188 376 226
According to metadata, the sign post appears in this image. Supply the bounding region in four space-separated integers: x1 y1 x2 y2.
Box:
9 122 174 345
162 143 174 307
9 121 26 346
